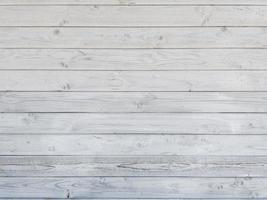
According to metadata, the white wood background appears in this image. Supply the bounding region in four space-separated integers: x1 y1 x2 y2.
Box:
1 0 267 199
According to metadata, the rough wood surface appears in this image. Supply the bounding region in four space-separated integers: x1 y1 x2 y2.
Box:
1 135 267 155
1 92 267 112
0 199 257 200
1 27 267 48
1 6 267 26
1 49 267 70
0 177 266 198
1 155 267 177
1 1 266 199
0 113 266 134
1 199 254 200
1 71 267 91
1 0 267 5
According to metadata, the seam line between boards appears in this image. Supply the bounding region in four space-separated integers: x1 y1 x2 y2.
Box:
2 4 267 6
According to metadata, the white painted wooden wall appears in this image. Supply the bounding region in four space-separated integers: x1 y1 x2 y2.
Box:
1 0 267 199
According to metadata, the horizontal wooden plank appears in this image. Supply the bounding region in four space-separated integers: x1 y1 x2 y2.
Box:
0 197 249 200
2 71 267 91
1 155 267 177
2 92 267 113
0 197 248 200
1 135 267 155
0 197 251 200
1 6 267 26
1 0 267 5
0 27 267 48
0 177 265 198
0 113 266 134
2 49 267 70
0 197 255 200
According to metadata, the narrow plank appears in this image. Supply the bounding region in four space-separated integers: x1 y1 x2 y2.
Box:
0 177 265 198
1 6 267 26
1 135 267 155
2 49 267 70
2 92 267 113
0 197 249 200
0 113 266 134
1 0 267 5
1 71 267 91
0 199 255 200
1 155 267 177
0 197 253 200
1 27 267 48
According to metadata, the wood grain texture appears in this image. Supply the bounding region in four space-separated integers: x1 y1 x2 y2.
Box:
1 6 267 26
1 71 267 91
0 199 257 200
2 1 267 199
0 113 266 134
1 135 267 155
1 49 267 70
1 155 267 177
0 177 266 198
2 92 267 113
0 199 255 200
0 199 251 200
1 27 267 48
1 0 267 5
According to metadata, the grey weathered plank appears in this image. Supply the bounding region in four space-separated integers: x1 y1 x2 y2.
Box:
1 135 267 155
1 0 266 199
1 49 267 70
1 6 267 26
0 177 265 198
1 0 267 5
1 27 267 48
0 198 253 200
0 197 255 200
0 113 266 134
1 155 267 177
2 92 267 113
1 71 267 91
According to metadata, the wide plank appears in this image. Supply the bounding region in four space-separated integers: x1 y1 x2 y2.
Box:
0 113 266 134
1 71 267 91
1 155 267 177
0 177 265 198
1 49 267 70
1 6 267 26
0 27 267 48
1 0 267 5
1 135 267 155
2 92 267 112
